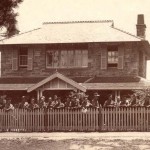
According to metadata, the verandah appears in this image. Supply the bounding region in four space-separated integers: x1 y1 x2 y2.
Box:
0 107 150 132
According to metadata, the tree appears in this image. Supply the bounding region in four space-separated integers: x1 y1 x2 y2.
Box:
0 0 23 37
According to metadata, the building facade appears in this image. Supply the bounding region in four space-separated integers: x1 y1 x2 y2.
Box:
0 14 150 104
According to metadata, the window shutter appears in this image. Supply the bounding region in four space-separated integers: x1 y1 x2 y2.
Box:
75 50 82 67
68 50 74 67
12 50 18 70
82 50 88 67
53 51 59 68
60 50 67 67
118 45 124 69
27 48 33 70
101 45 107 69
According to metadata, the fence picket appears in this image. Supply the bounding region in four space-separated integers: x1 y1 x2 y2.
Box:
1 107 150 132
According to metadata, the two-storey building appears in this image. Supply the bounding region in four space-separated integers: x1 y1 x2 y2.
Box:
0 14 150 104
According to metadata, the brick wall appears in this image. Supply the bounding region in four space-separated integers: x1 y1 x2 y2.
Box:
0 42 146 78
139 51 147 78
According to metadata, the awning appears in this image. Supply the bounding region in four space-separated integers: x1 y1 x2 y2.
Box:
83 82 150 90
0 84 34 90
82 77 150 90
0 75 150 91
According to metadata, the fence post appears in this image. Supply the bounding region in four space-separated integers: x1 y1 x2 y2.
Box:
99 105 102 131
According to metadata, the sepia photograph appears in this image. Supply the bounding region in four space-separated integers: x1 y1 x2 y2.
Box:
0 0 150 149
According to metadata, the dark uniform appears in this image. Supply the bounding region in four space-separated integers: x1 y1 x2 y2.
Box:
18 96 29 109
91 92 100 108
28 98 39 110
103 95 115 107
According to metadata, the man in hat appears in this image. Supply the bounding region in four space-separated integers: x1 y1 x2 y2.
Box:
81 95 92 109
68 91 75 99
91 92 100 108
130 93 138 107
0 98 6 109
28 98 39 110
50 95 59 108
103 94 115 107
18 96 29 109
46 97 53 109
4 98 14 111
70 95 81 109
120 96 128 107
39 96 47 109
65 97 72 108
54 97 64 109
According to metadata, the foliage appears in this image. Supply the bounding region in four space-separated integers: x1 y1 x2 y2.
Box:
133 88 150 102
0 0 23 37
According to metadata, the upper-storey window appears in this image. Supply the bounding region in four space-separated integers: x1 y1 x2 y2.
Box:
19 47 28 68
107 45 118 68
46 50 88 68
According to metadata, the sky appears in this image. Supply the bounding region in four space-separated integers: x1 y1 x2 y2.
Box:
15 0 150 79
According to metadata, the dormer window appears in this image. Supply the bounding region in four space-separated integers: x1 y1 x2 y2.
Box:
107 45 118 68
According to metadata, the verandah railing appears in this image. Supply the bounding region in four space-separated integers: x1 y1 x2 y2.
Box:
0 107 150 132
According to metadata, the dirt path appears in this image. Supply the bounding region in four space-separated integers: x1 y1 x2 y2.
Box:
0 132 150 150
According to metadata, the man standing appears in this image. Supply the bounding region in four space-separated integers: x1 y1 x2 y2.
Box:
91 92 100 108
103 94 115 107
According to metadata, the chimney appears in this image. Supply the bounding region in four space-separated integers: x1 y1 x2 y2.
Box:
136 14 146 39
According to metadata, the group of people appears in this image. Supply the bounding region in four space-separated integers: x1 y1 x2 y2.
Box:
1 91 150 111
0 91 100 111
0 96 14 111
104 93 150 107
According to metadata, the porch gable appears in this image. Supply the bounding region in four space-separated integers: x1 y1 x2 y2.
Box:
27 72 86 92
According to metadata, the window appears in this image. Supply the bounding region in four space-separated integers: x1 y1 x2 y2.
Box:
46 50 88 68
107 46 118 68
19 47 28 68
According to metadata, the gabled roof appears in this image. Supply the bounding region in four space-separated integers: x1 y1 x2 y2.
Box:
0 20 142 45
27 72 86 92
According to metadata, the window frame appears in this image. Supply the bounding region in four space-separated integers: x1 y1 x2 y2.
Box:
46 49 88 69
107 45 118 68
19 47 28 68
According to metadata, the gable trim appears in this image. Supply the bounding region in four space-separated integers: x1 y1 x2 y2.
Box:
27 72 86 92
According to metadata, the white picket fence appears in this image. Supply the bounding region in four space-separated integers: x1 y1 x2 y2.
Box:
0 107 150 132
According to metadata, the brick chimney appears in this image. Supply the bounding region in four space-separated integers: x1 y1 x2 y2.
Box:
136 14 146 39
